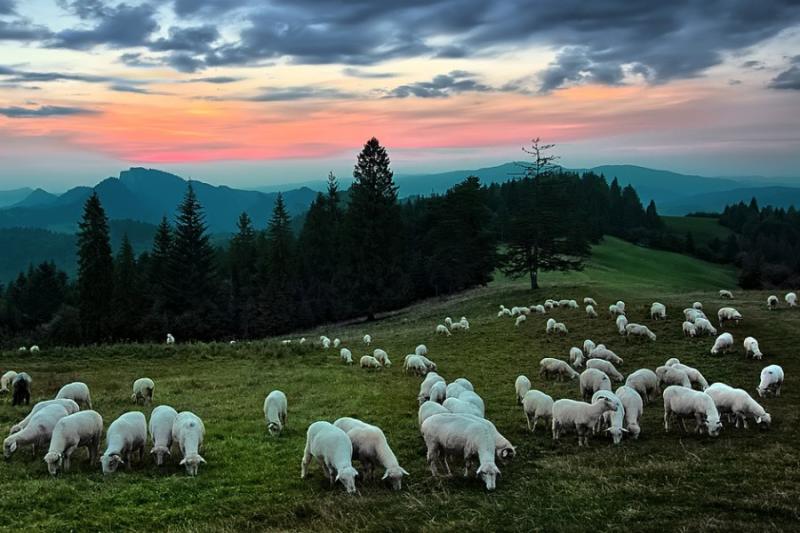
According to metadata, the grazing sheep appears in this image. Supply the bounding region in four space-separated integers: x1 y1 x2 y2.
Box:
497 308 511 318
786 292 797 307
514 375 531 404
459 317 470 330
421 413 501 490
625 323 657 342
0 370 17 394
551 397 618 446
554 322 568 335
625 369 660 404
320 335 331 346
18 347 27 353
131 378 154 405
664 357 681 366
445 382 467 400
404 355 428 376
592 390 627 444
415 344 428 356
616 300 626 312
4 403 70 459
418 401 449 426
321 338 331 349
29 345 40 353
445 316 454 327
693 302 703 310
757 365 784 398
522 390 554 432
558 299 571 308
340 348 354 364
567 300 579 309
373 349 392 367
616 314 629 335
668 363 709 391
717 307 743 327
706 384 771 429
457 390 486 417
586 359 623 382
417 355 437 373
515 314 527 327
428 381 446 404
173 411 206 476
333 338 341 348
101 412 147 474
44 410 103 475
418 372 446 404
333 418 409 490
546 318 556 334
360 355 383 370
544 301 554 311
683 307 702 322
588 347 624 366
615 386 643 439
531 305 546 314
743 336 763 360
435 324 452 336
264 391 288 436
767 295 779 310
682 321 697 337
585 304 598 319
710 332 735 355
662 386 722 436
363 334 372 346
453 378 474 391
9 399 78 436
539 358 580 381
11 372 32 406
656 365 692 389
584 297 598 307
693 317 717 336
569 347 585 369
719 289 734 299
443 397 483 417
650 302 666 320
583 339 596 356
579 368 612 401
166 333 175 344
55 382 92 409
149 405 178 466
301 421 359 494
608 303 625 317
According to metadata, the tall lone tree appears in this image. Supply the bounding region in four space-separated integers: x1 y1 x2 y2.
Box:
76 192 114 341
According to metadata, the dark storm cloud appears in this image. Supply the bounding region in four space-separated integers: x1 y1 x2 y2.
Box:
0 104 99 117
386 71 494 98
50 2 159 49
769 56 800 90
246 86 355 101
0 0 15 15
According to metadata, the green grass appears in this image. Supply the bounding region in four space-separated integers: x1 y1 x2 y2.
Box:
662 216 733 246
0 243 796 532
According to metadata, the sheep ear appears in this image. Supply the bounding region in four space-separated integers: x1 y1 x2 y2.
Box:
180 458 187 465
401 468 410 476
621 428 630 433
9 442 17 452
199 456 206 464
381 471 389 480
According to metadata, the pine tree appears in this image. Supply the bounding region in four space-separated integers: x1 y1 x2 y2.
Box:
112 234 143 339
256 194 295 334
229 212 257 337
76 192 114 342
645 200 664 229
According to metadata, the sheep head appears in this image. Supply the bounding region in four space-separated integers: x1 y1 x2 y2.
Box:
382 466 409 491
267 422 282 436
335 466 359 494
477 462 500 491
150 445 171 466
44 452 62 475
3 438 18 458
100 453 124 474
180 454 206 476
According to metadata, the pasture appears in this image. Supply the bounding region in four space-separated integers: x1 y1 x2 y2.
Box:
1 239 797 532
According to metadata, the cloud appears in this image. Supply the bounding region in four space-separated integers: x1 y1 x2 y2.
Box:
109 83 157 94
247 86 355 101
0 0 15 15
538 47 625 93
342 67 397 79
188 76 242 83
0 18 52 41
741 60 766 70
166 53 205 73
0 65 150 88
49 2 159 49
769 56 800 90
386 71 494 98
0 105 99 117
149 25 220 52
172 0 247 17
118 52 160 68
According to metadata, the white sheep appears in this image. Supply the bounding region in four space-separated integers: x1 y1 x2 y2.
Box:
3 403 70 459
44 410 103 475
445 316 454 327
616 314 628 335
584 297 598 307
591 390 627 444
625 323 657 342
166 333 175 344
55 382 92 409
546 318 557 334
531 305 546 314
340 348 354 364
743 336 763 360
457 390 485 417
588 347 624 366
719 289 733 299
625 369 660 404
415 344 428 356
585 305 598 318
360 355 383 370
583 339 596 355
453 378 474 391
757 365 784 398
0 370 17 394
767 295 779 310
333 338 341 348
706 383 771 429
149 405 178 466
650 302 666 320
428 381 446 404
373 348 392 367
173 411 206 476
435 324 452 336
786 292 797 307
615 386 643 439
558 299 571 308
18 347 27 353
717 307 742 327
515 314 527 327
333 417 409 490
710 332 734 355
664 357 681 367
616 300 626 312
551 396 618 446
662 386 722 436
544 301 554 310
9 399 79 435
693 301 703 310
321 337 331 349
131 377 154 405
443 397 483 417
684 308 703 322
101 411 147 474
29 345 40 353
418 401 449 426
579 368 612 401
418 372 446 404
363 334 372 346
300 421 359 494
522 390 554 432
670 363 709 391
586 359 623 382
514 375 531 404
459 317 470 330
445 383 466 400
656 365 691 389
693 317 717 336
264 390 288 436
682 321 697 337
539 357 579 381
569 347 585 369
567 300 579 309
555 322 568 335
404 354 428 376
608 303 625 317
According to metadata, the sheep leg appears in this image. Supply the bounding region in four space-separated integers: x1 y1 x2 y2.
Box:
300 446 312 479
529 415 536 432
426 441 440 477
663 410 670 433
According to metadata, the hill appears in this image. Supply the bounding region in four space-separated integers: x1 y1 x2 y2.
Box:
11 188 58 208
662 216 733 247
0 187 33 208
659 186 800 215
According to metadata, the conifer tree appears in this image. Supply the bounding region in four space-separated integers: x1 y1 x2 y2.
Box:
112 234 142 338
229 212 257 336
256 194 295 333
76 192 114 341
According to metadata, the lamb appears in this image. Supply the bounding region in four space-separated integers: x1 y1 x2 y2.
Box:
616 314 629 335
514 375 531 404
428 381 446 404
585 305 598 318
586 359 623 382
166 333 175 344
418 401 448 426
333 338 341 348
11 372 31 406
131 377 154 405
682 321 697 337
757 365 784 398
579 368 612 401
363 334 372 346
264 390 288 436
670 363 709 391
420 413 501 490
149 405 178 466
786 292 797 307
333 417 409 490
710 332 734 355
693 301 703 310
717 307 742 327
360 355 383 370
625 369 660 404
705 384 771 429
656 365 691 389
300 421 359 494
0 370 17 394
373 348 392 367
457 390 486 417
693 317 717 336
767 295 779 310
101 411 147 474
9 399 79 435
435 324 452 336
662 386 722 436
453 378 474 391
415 344 428 356
592 390 627 444
650 302 666 320
55 382 92 409
515 314 527 327
44 410 103 475
522 390 554 432
569 347 585 369
583 339 596 356
743 336 763 360
608 303 625 317
615 386 643 438
539 357 580 381
625 323 657 342
404 355 428 376
719 289 734 299
173 411 206 476
340 348 354 364
551 396 618 446
418 372 446 404
584 297 598 307
4 403 70 460
588 347 624 366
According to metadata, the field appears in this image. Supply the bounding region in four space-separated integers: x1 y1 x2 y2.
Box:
1 238 798 532
662 216 733 247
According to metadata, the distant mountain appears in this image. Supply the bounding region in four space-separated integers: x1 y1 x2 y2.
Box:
12 188 58 208
659 186 800 215
0 187 33 208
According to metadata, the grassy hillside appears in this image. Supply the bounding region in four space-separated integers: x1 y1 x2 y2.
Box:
1 246 794 532
662 216 733 246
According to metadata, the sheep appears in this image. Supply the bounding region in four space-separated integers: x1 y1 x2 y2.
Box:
616 300 626 312
558 299 571 308
650 302 667 320
514 375 531 404
4 403 70 459
656 365 691 389
101 412 147 475
515 314 527 327
767 295 779 310
584 297 598 307
743 336 763 360
435 324 452 336
11 372 31 406
710 332 734 355
421 413 501 490
669 363 709 391
333 338 341 348
173 411 206 476
360 355 383 370
579 368 612 401
443 397 483 417
497 308 511 318
567 300 579 309
418 401 449 426
0 370 17 394
44 410 103 475
264 391 288 436
531 305 546 314
149 405 178 466
363 334 372 346
55 382 92 409
569 347 585 369
616 314 629 335
757 365 784 398
445 316 454 328
693 317 717 336
592 390 627 444
511 306 522 316
373 348 392 367
555 322 569 335
664 357 681 366
786 292 797 307
30 345 40 353
18 347 27 353
539 357 580 381
301 421 359 494
453 378 474 391
583 303 598 319
450 321 466 332
445 382 467 400
662 386 722 436
299 338 307 345
415 344 428 356
340 348 354 364
417 355 437 373
717 307 742 327
404 355 428 376
429 381 446 404
131 377 154 405
608 303 625 317
551 396 618 446
588 347 624 366
719 289 734 299
615 386 643 439
682 321 697 337
693 301 703 310
166 333 175 344
457 390 486 417
546 318 557 334
544 301 554 311
418 372 446 404
321 337 331 349
705 384 771 429
459 317 470 330
684 308 703 322
625 369 660 404
583 339 596 356
320 335 331 345
333 417 409 490
586 359 623 382
522 390 554 432
625 323 657 342
9 399 78 436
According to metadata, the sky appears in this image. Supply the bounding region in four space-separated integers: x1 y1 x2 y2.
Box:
0 0 799 191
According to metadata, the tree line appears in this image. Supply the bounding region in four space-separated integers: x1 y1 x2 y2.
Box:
0 138 662 346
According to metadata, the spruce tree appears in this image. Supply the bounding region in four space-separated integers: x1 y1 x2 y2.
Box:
256 194 295 334
229 212 257 337
76 192 114 342
112 234 142 339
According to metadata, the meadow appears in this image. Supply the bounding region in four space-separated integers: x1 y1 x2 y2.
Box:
1 238 797 532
